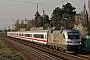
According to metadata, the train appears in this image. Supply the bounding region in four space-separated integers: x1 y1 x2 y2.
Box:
7 29 82 52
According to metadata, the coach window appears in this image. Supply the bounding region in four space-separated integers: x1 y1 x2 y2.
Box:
34 34 44 39
41 35 44 39
34 34 37 38
17 34 18 36
21 34 23 36
19 34 23 36
25 34 32 37
29 34 32 37
15 34 16 36
15 33 18 36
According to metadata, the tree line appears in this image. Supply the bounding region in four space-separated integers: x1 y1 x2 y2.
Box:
14 2 76 31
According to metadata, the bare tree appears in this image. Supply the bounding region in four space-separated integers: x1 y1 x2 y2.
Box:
14 19 20 31
74 23 88 38
27 19 36 30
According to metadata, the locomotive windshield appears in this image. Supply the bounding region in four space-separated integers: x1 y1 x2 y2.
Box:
68 32 80 39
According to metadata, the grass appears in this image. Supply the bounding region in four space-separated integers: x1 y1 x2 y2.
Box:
0 38 26 59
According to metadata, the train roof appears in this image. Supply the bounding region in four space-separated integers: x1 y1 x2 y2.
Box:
7 29 80 34
25 30 49 33
7 30 49 33
63 29 80 32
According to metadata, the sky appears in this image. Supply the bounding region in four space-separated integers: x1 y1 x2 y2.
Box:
0 0 88 30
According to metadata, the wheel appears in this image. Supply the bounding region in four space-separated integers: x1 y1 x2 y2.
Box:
58 47 65 52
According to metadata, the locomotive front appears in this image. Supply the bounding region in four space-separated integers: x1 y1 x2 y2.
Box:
64 30 82 51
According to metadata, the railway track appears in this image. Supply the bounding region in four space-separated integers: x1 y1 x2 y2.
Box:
2 36 63 60
9 40 61 60
78 54 90 59
2 36 90 60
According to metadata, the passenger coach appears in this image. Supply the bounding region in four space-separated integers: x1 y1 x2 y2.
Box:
7 30 48 44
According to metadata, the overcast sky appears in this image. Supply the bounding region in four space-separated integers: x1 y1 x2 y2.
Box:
0 0 88 30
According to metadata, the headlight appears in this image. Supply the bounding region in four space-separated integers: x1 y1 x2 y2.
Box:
77 41 81 44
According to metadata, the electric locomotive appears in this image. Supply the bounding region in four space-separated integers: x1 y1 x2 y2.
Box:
47 29 82 51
